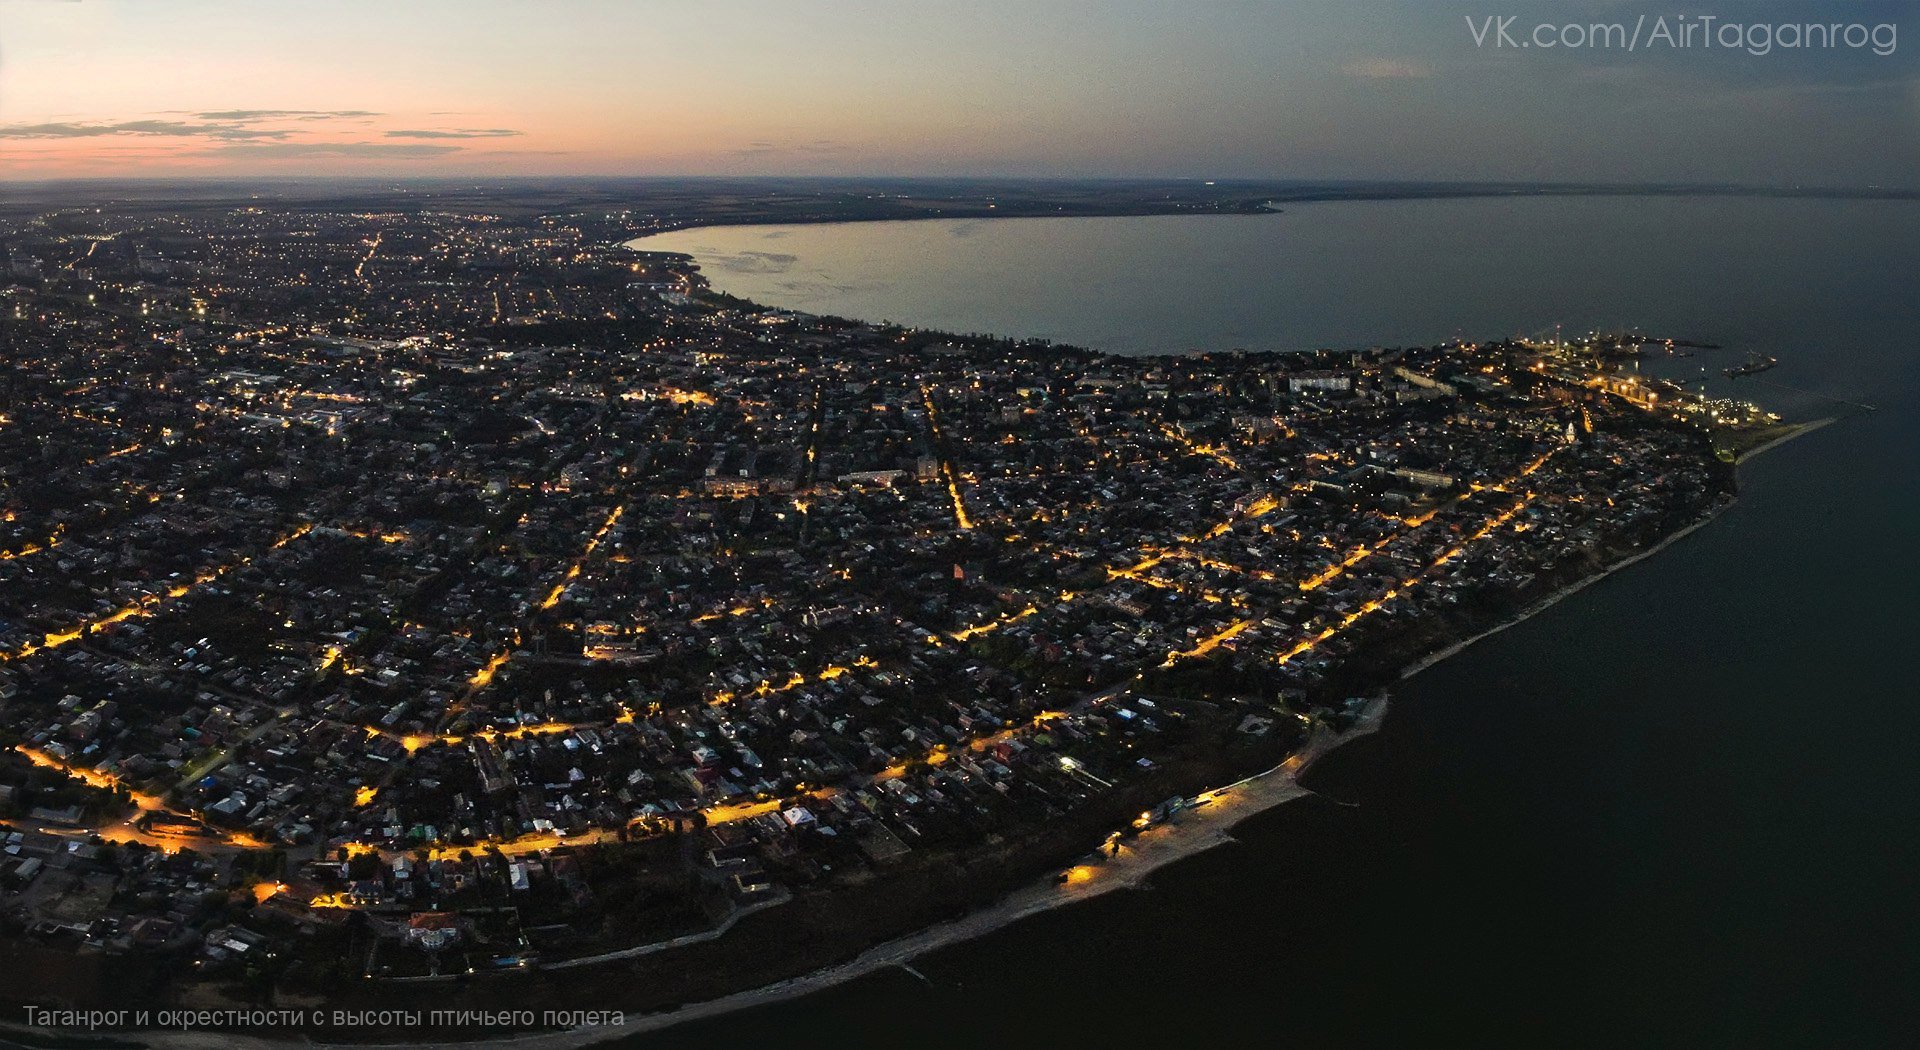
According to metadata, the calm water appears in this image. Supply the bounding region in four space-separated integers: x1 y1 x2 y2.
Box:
631 198 1920 1047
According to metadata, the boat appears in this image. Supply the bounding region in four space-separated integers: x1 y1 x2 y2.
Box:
1724 353 1778 378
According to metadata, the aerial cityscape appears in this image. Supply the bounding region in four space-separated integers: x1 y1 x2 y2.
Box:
1 2 1914 1048
0 185 1799 1037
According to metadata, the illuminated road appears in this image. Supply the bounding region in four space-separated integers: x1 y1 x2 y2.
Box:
1275 490 1542 668
1156 421 1241 471
14 745 266 851
355 499 634 809
918 382 974 530
302 446 1566 894
706 654 878 708
305 459 1561 879
951 447 1563 671
1160 616 1259 668
353 230 382 285
0 523 313 663
942 488 1291 646
456 502 626 702
359 711 1074 869
0 525 64 562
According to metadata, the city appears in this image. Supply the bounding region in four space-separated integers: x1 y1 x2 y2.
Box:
3 0 1915 1043
0 197 1788 1030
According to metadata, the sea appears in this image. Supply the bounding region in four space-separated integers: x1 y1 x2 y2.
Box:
624 196 1919 1048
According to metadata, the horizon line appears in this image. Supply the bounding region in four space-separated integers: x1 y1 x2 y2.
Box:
0 174 1916 192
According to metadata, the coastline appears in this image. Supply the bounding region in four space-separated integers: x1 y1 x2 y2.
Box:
614 183 1920 248
128 704 1379 1050
1402 415 1834 682
117 411 1843 1050
1733 416 1835 464
1400 498 1730 683
12 203 1843 1046
620 206 1281 247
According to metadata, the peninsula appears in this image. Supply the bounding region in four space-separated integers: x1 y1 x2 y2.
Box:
0 193 1794 1043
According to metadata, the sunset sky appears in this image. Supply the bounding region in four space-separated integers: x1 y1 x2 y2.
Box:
2 0 1915 184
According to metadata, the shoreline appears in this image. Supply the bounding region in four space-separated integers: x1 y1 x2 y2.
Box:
93 415 1840 1050
121 703 1380 1050
1733 416 1835 464
1401 501 1729 683
620 206 1282 247
616 183 1920 248
1403 415 1834 683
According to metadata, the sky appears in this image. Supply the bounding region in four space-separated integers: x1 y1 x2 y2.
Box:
0 0 1915 185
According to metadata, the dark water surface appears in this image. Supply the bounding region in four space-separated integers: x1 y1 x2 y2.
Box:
628 199 1919 1047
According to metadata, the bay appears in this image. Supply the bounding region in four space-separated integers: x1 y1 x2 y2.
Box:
625 197 1919 1047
